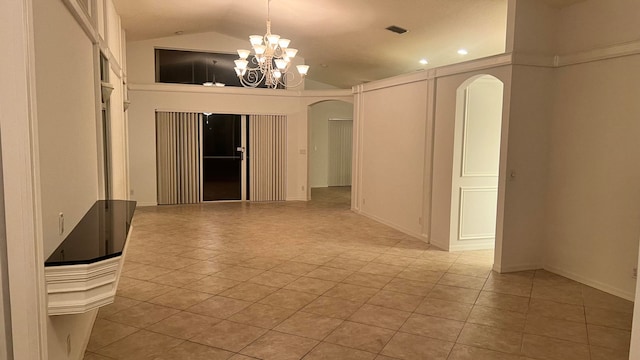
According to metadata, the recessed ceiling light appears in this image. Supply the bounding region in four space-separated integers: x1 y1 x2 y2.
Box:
457 49 468 55
419 59 429 65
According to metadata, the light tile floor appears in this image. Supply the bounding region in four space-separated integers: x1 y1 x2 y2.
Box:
84 187 633 360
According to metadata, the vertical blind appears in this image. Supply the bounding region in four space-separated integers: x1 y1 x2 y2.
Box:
249 115 287 202
156 112 202 204
328 119 353 186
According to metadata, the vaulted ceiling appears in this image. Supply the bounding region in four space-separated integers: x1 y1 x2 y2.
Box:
112 0 584 88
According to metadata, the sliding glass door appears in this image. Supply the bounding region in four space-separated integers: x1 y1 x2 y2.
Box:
202 114 246 201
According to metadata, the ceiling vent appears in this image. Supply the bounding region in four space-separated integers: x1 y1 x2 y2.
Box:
385 25 408 34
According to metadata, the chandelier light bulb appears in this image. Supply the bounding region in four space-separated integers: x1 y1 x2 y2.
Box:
267 34 280 45
237 49 251 59
273 70 282 78
234 59 249 70
249 35 263 46
296 64 309 75
253 45 267 55
278 38 291 48
285 48 298 58
234 67 246 76
275 59 287 70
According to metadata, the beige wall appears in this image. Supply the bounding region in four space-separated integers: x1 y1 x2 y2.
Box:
0 153 9 360
545 54 640 299
309 101 353 188
509 0 558 55
499 64 552 271
556 0 640 55
632 242 640 357
127 86 352 205
356 80 429 238
32 0 128 358
34 0 100 259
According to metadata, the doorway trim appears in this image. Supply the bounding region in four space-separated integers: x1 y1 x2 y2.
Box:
449 74 505 252
0 0 48 357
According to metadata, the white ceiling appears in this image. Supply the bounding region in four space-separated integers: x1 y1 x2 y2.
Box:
112 0 583 88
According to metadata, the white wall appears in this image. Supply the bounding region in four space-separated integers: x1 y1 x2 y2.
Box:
47 311 98 360
505 0 640 299
32 0 128 358
309 101 353 188
127 85 352 205
498 64 552 271
631 241 640 358
544 54 640 299
34 0 100 259
357 80 429 238
556 0 640 55
0 147 11 360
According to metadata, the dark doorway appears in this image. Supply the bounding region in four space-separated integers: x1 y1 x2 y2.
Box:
202 114 243 201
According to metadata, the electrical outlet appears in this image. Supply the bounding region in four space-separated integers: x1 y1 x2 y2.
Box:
58 213 64 235
362 198 366 205
418 217 423 225
301 185 305 191
66 334 71 356
633 267 637 279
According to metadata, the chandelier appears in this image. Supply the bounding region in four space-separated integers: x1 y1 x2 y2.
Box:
234 0 309 89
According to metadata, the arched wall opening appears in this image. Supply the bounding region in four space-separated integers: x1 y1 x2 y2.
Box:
306 100 354 204
449 75 505 255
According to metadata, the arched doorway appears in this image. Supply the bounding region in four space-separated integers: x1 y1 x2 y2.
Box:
450 75 505 251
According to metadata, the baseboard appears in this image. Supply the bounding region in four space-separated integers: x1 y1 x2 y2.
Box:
429 237 449 251
543 264 635 302
449 241 495 252
136 202 157 207
496 262 543 273
355 210 429 243
285 197 307 201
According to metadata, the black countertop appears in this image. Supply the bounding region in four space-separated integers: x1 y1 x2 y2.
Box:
45 200 136 266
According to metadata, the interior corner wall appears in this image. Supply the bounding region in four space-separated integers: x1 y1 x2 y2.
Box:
33 0 99 258
357 81 428 239
510 0 558 55
309 101 354 188
544 54 640 300
108 68 128 200
497 64 552 271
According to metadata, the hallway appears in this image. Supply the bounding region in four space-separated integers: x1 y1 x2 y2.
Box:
84 188 632 360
